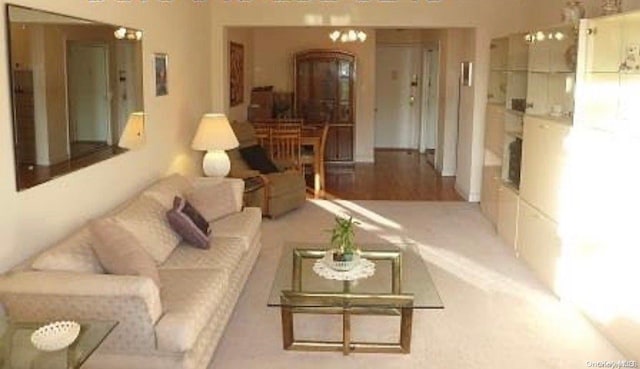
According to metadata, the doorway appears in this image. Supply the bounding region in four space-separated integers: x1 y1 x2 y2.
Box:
374 45 422 150
66 42 111 158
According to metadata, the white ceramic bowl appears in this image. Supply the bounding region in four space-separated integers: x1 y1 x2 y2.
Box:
30 321 81 352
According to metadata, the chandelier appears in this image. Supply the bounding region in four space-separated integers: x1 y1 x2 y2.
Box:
329 30 367 43
114 27 143 41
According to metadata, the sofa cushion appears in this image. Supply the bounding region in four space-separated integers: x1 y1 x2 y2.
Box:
210 207 261 252
31 227 104 274
240 145 279 174
265 171 306 197
114 195 181 264
143 174 194 210
166 197 211 249
186 181 239 223
89 218 161 287
155 269 229 353
159 238 246 273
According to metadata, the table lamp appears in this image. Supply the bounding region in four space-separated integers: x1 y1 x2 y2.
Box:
191 113 239 177
118 112 146 150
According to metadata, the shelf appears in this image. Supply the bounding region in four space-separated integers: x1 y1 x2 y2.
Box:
505 131 523 139
501 180 520 194
529 70 575 75
491 68 528 73
525 113 573 126
505 109 525 117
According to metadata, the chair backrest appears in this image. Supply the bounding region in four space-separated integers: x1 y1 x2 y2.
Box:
256 118 304 126
270 124 301 169
252 123 272 152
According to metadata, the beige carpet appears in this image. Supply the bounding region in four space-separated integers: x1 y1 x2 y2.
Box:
209 200 623 368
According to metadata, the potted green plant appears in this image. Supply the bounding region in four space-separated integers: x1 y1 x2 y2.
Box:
328 216 360 269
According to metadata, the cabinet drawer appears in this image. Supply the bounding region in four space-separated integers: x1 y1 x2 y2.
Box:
497 184 519 251
520 116 570 220
517 200 562 294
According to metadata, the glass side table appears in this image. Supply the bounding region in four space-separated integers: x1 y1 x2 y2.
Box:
0 319 117 369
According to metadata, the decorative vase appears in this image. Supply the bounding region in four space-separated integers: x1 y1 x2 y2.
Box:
562 1 586 27
327 250 360 271
602 0 622 15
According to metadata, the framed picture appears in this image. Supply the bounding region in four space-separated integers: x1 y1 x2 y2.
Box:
154 53 168 96
229 42 244 107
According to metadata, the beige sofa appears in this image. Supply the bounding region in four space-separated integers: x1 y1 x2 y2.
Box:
0 175 261 369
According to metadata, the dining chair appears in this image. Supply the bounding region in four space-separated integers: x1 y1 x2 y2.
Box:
252 123 272 154
270 124 302 171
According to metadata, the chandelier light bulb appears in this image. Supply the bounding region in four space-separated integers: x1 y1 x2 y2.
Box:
535 31 546 41
329 29 368 43
114 27 126 39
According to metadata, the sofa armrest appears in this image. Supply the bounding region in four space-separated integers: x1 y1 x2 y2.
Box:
0 271 161 353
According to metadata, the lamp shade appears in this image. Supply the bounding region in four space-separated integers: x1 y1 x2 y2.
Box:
118 112 145 150
191 113 239 151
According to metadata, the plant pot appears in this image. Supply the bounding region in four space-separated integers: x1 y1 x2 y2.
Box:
326 250 360 271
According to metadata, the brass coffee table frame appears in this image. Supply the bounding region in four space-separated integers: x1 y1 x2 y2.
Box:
279 249 415 355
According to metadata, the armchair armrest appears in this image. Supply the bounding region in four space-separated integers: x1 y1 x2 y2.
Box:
228 168 261 179
0 271 161 353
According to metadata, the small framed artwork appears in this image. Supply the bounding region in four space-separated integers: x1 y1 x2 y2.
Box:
229 42 244 107
154 53 168 96
460 61 473 87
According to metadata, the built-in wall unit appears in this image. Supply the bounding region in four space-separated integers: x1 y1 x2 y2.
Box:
482 10 640 360
6 5 145 191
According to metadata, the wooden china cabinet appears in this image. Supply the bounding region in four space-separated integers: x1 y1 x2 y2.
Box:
294 50 355 162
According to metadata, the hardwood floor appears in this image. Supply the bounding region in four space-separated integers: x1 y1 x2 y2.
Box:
317 149 463 201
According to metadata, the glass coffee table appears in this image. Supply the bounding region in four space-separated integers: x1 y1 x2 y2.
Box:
268 243 443 355
0 319 117 368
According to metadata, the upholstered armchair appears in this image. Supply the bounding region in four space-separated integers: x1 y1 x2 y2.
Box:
227 121 306 218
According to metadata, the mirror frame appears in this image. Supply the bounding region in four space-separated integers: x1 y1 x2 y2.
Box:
5 4 145 191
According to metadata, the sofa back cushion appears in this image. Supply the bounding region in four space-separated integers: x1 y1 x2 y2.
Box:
89 218 161 287
31 227 104 274
114 195 181 264
187 181 242 222
143 174 194 209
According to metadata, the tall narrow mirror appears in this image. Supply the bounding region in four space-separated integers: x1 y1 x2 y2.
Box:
6 5 144 191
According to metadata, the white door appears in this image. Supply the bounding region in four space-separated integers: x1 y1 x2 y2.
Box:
375 45 422 149
67 43 110 144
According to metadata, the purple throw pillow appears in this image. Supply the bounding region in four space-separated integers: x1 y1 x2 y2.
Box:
166 196 211 249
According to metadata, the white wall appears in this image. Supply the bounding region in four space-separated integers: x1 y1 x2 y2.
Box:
210 0 529 195
0 0 212 272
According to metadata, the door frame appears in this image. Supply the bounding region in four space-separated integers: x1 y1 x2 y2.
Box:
420 43 440 156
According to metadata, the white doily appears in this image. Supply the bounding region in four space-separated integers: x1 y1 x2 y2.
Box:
313 257 376 281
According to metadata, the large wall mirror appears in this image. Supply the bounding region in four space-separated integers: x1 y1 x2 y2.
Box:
6 5 144 191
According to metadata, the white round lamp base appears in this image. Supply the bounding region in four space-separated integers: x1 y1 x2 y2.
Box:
202 151 231 177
